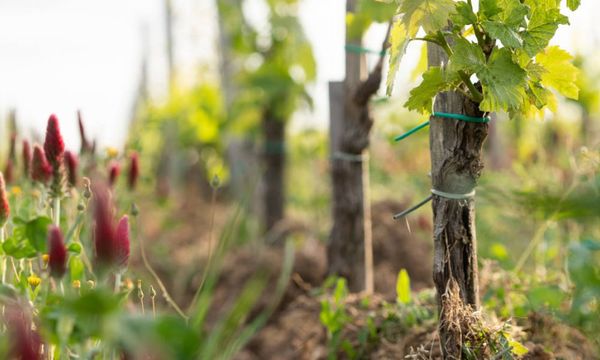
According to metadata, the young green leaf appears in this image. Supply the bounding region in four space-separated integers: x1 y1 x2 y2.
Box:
405 67 446 113
567 0 581 11
450 37 486 73
69 256 85 281
358 0 397 23
399 0 455 33
521 4 568 57
410 43 428 81
482 20 522 48
396 269 411 304
479 0 503 19
493 0 529 27
479 48 527 111
387 19 416 95
451 1 477 28
536 46 580 100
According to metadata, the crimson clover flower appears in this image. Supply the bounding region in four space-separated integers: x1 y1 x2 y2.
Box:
127 152 140 190
43 114 65 166
108 161 121 188
31 145 52 184
48 226 67 278
93 185 118 266
64 151 79 187
0 172 9 227
4 304 42 360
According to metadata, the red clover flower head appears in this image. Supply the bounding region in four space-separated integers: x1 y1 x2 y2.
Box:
0 172 10 227
48 226 67 278
64 151 79 187
108 161 121 188
31 145 52 184
127 152 140 190
43 114 65 166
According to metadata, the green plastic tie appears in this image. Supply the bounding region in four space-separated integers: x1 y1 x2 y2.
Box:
394 112 490 142
345 44 386 56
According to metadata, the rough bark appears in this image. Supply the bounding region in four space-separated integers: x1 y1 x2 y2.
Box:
327 0 389 292
428 44 488 359
262 114 285 235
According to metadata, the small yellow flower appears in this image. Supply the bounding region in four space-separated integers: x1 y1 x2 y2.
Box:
106 147 119 159
10 186 22 196
42 254 50 266
27 275 42 288
72 280 81 289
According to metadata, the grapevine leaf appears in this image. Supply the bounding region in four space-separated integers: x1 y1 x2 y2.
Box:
410 43 428 81
482 20 522 48
479 0 503 19
526 61 546 82
521 23 557 57
521 1 568 57
479 48 527 111
346 12 372 40
567 0 581 11
358 0 397 23
399 0 455 33
405 66 451 114
495 0 529 27
481 0 528 27
527 81 552 109
449 37 485 73
451 1 477 27
536 46 580 99
386 19 417 95
387 0 454 94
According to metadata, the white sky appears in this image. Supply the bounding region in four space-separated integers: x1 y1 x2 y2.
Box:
0 0 599 150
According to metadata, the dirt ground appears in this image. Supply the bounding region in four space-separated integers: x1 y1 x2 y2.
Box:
238 294 597 360
135 193 597 359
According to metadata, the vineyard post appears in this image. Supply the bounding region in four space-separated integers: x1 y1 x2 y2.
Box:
428 42 488 358
327 0 368 293
328 0 390 293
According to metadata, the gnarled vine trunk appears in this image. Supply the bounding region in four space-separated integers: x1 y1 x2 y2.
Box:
327 0 389 293
428 44 488 359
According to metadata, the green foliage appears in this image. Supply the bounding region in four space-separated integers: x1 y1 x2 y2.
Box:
387 0 581 117
3 216 52 258
134 83 230 183
319 277 352 360
347 0 397 40
231 0 316 125
395 268 412 304
405 67 447 113
479 48 528 111
0 119 296 359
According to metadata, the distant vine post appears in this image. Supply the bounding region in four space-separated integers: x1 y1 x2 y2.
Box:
328 0 393 293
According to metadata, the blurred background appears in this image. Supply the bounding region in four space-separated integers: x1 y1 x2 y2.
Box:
1 0 600 357
2 0 598 148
